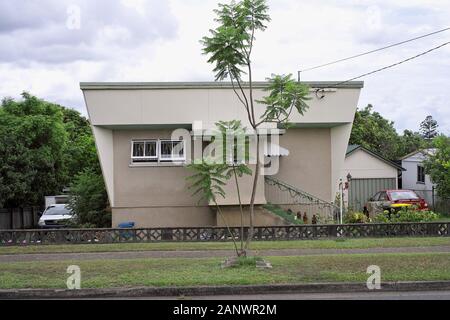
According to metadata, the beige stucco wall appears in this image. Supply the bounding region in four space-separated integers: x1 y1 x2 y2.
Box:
216 165 266 206
331 123 355 199
112 129 266 227
274 128 332 202
112 129 214 227
83 84 362 130
113 129 202 208
112 207 215 228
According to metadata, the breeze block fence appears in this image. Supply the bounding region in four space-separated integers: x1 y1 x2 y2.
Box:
0 207 41 230
0 222 449 246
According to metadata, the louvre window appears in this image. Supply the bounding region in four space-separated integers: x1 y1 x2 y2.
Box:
160 140 186 162
131 139 185 164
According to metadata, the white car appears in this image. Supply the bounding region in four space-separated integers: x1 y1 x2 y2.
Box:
38 204 76 229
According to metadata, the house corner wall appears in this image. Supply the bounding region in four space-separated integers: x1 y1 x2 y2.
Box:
92 126 115 207
331 123 353 202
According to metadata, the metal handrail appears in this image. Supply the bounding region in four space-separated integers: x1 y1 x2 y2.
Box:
264 176 339 222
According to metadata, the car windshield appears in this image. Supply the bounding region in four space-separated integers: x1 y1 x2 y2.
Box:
44 206 72 216
389 191 419 201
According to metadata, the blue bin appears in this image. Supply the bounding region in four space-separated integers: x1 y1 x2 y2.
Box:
118 222 135 229
118 222 135 240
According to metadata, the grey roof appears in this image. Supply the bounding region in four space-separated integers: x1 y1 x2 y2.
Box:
346 144 360 154
346 145 405 171
80 81 364 90
399 148 436 160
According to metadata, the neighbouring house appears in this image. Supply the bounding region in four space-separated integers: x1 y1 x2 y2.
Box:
342 145 405 212
81 81 363 228
400 149 436 205
44 195 69 209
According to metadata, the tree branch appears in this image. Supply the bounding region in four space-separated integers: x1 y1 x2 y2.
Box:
235 77 254 127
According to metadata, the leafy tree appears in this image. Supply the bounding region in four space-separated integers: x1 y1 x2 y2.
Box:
420 115 439 141
350 104 400 160
67 169 111 228
61 108 100 183
424 135 450 198
397 130 425 158
201 0 310 249
59 107 106 227
61 107 91 138
0 93 67 208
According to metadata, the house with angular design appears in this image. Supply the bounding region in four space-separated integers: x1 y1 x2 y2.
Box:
81 81 363 228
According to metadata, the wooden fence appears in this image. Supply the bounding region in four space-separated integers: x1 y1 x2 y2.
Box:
0 207 41 230
0 222 448 246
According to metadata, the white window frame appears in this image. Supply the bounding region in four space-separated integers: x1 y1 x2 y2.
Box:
159 139 186 162
417 165 426 184
131 140 158 162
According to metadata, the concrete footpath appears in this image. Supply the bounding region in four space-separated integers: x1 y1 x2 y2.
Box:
0 246 450 263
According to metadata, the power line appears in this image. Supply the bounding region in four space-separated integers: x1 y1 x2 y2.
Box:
315 41 450 96
299 27 450 73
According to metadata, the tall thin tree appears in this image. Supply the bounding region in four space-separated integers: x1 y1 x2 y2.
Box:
201 0 310 249
420 115 439 141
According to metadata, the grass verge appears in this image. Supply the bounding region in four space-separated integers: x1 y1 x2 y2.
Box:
1 253 450 289
0 237 449 255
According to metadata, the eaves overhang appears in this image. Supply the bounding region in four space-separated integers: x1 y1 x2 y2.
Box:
80 81 364 90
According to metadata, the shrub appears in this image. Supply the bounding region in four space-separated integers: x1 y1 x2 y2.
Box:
373 207 440 223
68 169 111 228
263 203 304 225
344 212 369 224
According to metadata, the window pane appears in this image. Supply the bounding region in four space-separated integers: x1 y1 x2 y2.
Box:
173 141 184 158
145 142 157 157
133 142 144 157
160 141 173 159
418 166 425 182
160 140 184 160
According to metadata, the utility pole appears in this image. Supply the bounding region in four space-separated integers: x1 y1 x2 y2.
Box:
432 186 436 211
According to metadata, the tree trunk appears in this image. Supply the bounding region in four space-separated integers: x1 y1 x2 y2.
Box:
216 203 240 257
233 166 245 255
246 134 260 250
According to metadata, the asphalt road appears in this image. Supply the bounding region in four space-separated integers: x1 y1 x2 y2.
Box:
135 290 450 300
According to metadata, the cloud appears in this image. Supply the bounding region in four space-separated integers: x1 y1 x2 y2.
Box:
0 0 449 135
0 0 178 64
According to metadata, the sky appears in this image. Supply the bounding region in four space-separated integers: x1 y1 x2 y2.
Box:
0 0 449 135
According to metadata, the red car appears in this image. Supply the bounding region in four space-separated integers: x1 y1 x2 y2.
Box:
365 190 429 216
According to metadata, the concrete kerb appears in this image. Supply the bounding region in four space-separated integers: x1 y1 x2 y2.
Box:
2 281 450 299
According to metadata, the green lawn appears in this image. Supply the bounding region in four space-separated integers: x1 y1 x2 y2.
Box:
1 253 450 289
0 237 449 255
